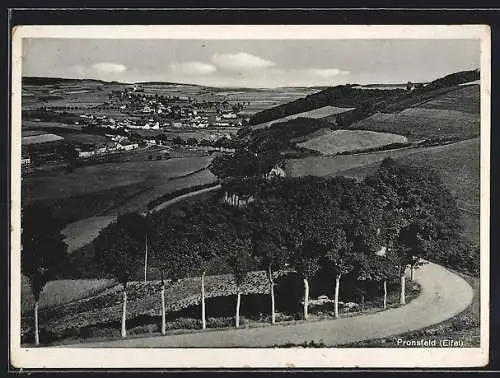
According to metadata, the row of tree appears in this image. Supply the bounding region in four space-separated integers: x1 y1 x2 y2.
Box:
91 158 466 337
22 158 471 344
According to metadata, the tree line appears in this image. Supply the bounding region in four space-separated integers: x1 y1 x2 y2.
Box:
21 158 475 344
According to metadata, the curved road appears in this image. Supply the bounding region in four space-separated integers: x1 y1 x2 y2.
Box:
70 261 473 348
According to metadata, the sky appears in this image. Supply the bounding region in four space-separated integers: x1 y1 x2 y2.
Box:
22 39 480 88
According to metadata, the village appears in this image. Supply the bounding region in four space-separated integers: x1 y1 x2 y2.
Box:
75 84 246 130
21 84 245 171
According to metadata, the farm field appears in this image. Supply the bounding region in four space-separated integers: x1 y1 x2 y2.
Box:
213 87 321 115
418 84 480 114
21 275 116 314
350 85 480 140
22 133 64 145
23 155 213 202
62 216 117 253
252 105 355 130
60 168 217 252
22 80 126 111
285 145 423 178
297 129 408 155
351 108 479 140
22 120 83 132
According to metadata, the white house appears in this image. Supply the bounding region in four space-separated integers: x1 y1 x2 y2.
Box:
75 148 95 158
266 164 286 179
118 143 139 151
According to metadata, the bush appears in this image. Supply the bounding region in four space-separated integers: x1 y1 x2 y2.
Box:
206 316 247 328
78 325 120 340
166 318 202 331
451 313 480 331
129 323 159 336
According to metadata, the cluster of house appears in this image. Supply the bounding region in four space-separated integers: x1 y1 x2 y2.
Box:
77 114 137 130
105 86 244 130
74 135 139 159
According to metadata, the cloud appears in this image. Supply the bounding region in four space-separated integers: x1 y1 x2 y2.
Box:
301 68 350 77
169 61 216 75
211 52 276 71
91 62 127 74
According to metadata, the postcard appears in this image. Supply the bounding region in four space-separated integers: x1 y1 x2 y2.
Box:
10 24 490 368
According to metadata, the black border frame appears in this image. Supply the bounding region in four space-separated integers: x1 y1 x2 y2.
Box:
4 7 500 375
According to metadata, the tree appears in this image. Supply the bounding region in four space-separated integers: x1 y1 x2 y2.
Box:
289 239 323 320
225 238 254 328
186 137 198 146
172 136 183 145
322 228 362 318
188 203 226 330
359 249 399 310
364 158 464 305
94 212 148 337
21 202 68 345
148 211 203 334
249 206 288 324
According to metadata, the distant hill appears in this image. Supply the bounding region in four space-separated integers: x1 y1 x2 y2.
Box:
135 81 204 87
248 69 480 127
22 77 111 86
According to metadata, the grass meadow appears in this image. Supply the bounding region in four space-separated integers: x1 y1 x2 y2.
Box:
21 275 116 314
350 85 480 140
297 129 408 155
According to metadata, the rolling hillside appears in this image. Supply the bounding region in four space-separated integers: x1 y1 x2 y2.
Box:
349 84 480 140
248 69 479 131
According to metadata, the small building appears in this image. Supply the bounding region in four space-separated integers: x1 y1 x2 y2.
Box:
75 147 95 158
265 164 287 179
118 143 139 151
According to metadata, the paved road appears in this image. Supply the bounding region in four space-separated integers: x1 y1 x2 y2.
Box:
69 261 473 348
